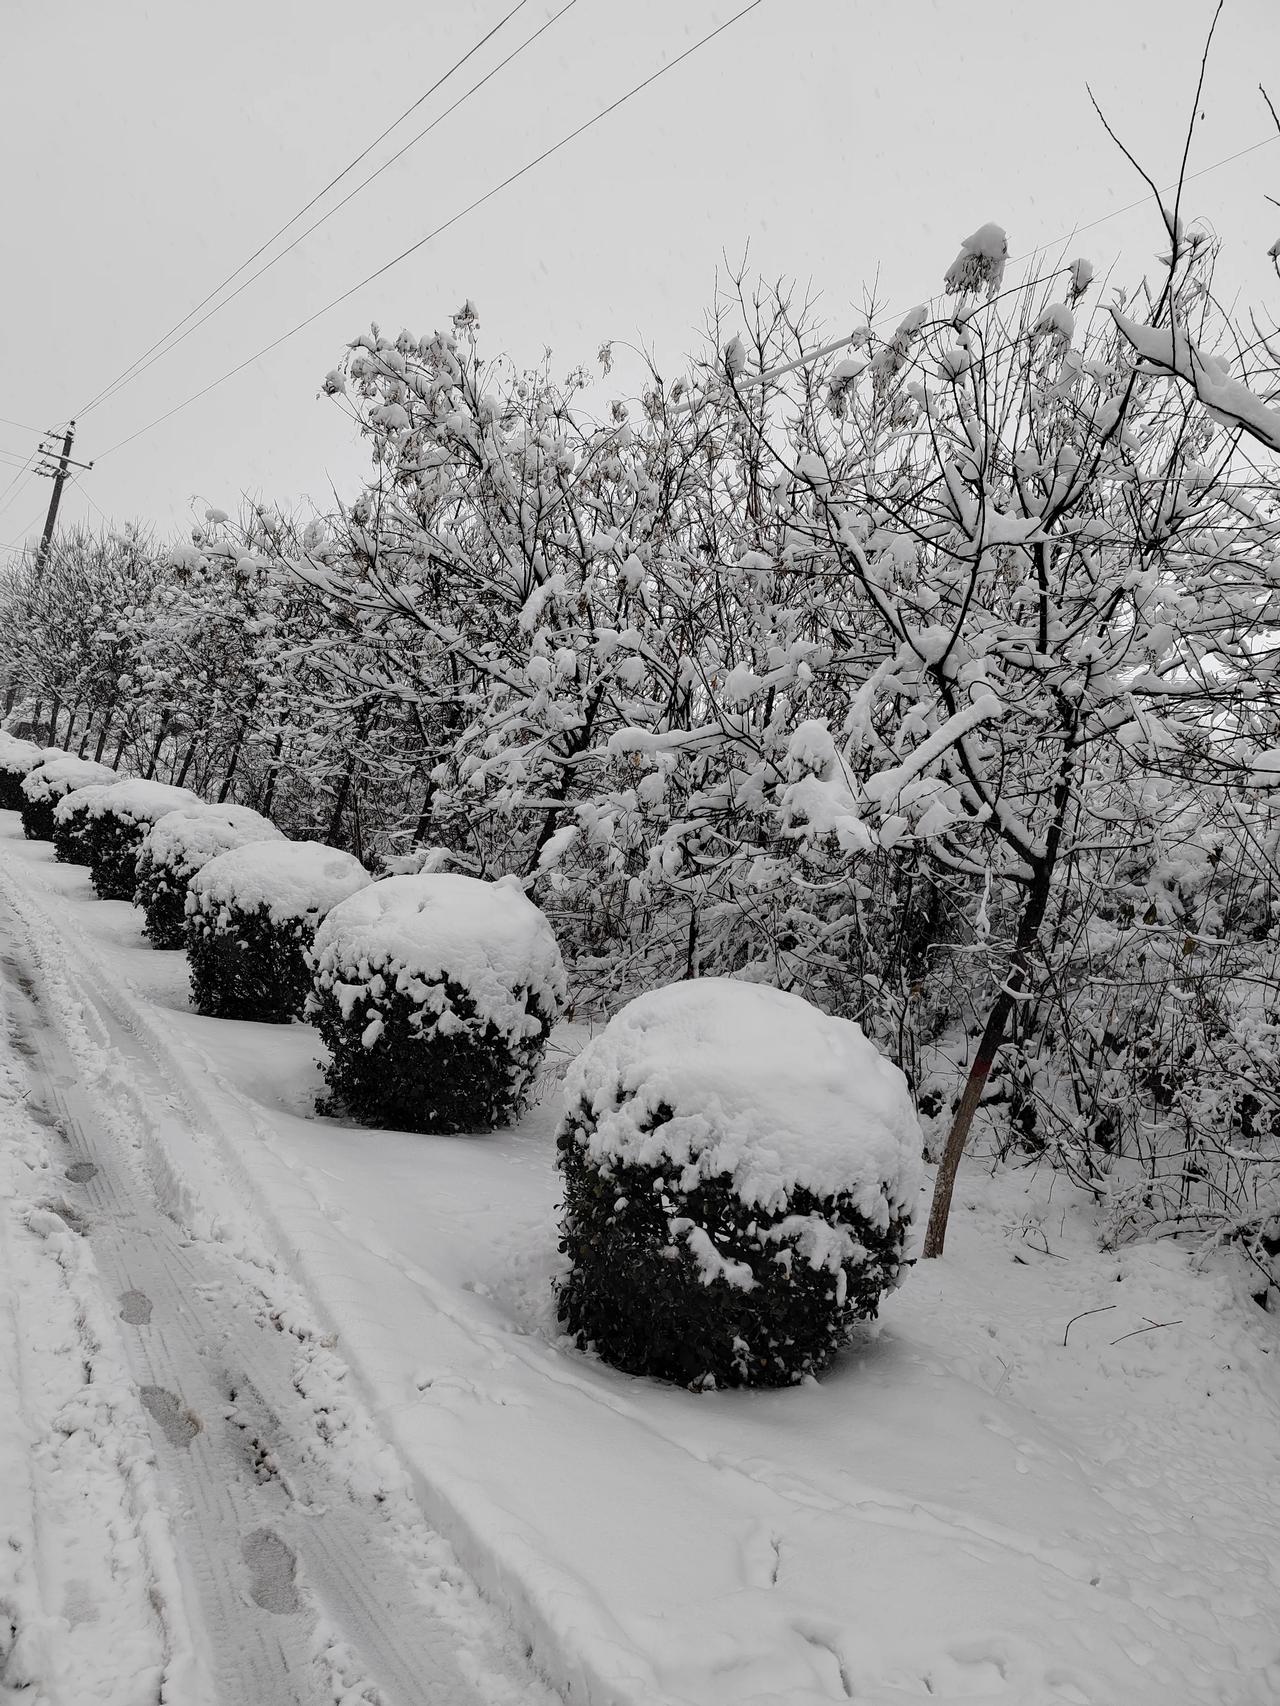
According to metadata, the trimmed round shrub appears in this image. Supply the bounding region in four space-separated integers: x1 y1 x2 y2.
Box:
20 756 117 840
74 779 202 900
186 840 370 1022
51 784 116 864
309 873 567 1133
0 735 62 812
555 978 921 1390
135 805 284 948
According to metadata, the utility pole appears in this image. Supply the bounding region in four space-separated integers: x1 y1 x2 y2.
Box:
34 420 93 564
32 421 94 744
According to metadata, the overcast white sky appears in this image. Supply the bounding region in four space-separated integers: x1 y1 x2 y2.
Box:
0 0 1276 550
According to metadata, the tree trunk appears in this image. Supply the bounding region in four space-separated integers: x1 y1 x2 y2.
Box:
411 777 436 846
351 791 364 867
923 711 1080 1258
259 733 284 818
325 708 373 847
921 969 1025 1258
175 738 201 789
218 689 263 802
144 718 169 780
325 756 360 849
217 723 249 802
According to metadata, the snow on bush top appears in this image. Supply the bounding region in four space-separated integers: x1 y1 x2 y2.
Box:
59 777 200 828
564 978 922 1220
143 805 283 875
311 872 567 1043
22 755 117 802
0 734 59 772
51 782 116 824
188 839 370 927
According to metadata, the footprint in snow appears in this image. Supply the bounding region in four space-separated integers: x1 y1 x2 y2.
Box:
242 1528 302 1615
119 1290 153 1325
139 1385 201 1447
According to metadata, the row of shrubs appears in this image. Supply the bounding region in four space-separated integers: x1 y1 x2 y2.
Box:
3 730 921 1390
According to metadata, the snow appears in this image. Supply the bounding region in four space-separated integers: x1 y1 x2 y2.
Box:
1249 747 1280 787
22 755 117 802
50 781 116 825
1034 301 1075 341
535 822 580 870
311 872 567 1046
0 734 61 773
141 803 284 876
0 944 200 1704
864 693 1006 810
779 721 875 853
4 822 1280 1706
563 978 922 1219
1067 256 1094 297
54 777 200 828
187 839 371 927
1112 310 1280 453
943 221 1009 298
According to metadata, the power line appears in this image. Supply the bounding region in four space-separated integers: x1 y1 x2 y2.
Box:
712 130 1280 404
0 486 42 549
94 0 769 463
0 413 61 435
67 471 110 526
93 2 1265 470
0 456 37 517
75 0 537 420
80 0 578 421
1011 131 1280 264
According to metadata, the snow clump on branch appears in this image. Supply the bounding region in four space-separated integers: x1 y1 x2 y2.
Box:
943 222 1009 299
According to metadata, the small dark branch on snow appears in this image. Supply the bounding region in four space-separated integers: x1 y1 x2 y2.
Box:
1110 1319 1182 1346
1062 1303 1117 1346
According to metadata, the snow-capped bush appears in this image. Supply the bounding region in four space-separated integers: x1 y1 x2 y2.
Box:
309 873 566 1133
20 756 117 840
556 979 921 1389
135 804 284 948
186 840 370 1022
62 778 201 900
51 783 114 864
0 736 63 812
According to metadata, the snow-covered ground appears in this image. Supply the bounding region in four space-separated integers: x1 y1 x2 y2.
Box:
2 813 1279 1705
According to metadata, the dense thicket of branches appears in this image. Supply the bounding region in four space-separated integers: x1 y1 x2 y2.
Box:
5 221 1280 1285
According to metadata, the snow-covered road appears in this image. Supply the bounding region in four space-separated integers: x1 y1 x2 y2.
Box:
3 813 1280 1706
0 840 557 1705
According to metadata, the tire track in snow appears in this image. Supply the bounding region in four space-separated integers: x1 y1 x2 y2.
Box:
0 870 557 1706
0 973 201 1705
